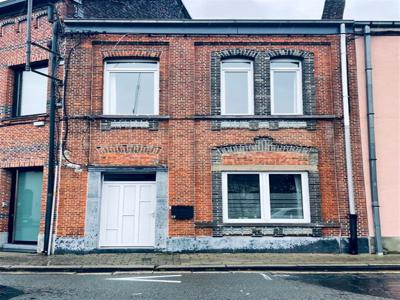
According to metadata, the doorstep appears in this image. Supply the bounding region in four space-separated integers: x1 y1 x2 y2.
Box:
1 244 37 253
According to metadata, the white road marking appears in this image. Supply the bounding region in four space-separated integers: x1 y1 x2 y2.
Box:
260 273 273 280
107 274 182 284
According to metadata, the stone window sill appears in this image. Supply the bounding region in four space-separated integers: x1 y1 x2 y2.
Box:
0 113 48 126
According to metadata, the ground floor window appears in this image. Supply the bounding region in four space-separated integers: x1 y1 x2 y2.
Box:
11 169 43 244
222 172 310 224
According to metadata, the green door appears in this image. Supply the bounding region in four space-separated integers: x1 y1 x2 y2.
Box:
13 170 43 243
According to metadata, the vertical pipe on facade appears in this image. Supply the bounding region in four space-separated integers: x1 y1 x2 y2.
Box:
340 23 358 254
25 0 32 71
43 9 59 255
364 25 384 255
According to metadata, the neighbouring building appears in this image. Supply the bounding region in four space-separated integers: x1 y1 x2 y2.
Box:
355 22 400 253
0 0 372 254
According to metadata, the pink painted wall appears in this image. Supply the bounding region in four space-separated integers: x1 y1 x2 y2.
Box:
356 36 400 238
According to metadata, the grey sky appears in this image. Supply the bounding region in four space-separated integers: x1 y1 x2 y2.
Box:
182 0 400 20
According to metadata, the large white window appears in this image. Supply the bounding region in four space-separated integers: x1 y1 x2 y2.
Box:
271 59 302 115
14 67 48 116
221 59 254 115
104 61 159 115
222 172 310 224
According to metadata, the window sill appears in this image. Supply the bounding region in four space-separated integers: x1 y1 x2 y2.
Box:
192 115 338 120
195 221 340 228
0 114 48 126
96 115 169 131
96 115 170 120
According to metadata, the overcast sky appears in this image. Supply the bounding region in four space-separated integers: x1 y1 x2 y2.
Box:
182 0 400 20
0 0 398 20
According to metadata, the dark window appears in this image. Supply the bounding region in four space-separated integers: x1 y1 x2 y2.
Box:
103 173 156 182
227 174 261 219
269 174 304 220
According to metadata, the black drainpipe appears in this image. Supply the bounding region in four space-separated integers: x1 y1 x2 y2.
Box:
43 6 59 255
364 25 384 255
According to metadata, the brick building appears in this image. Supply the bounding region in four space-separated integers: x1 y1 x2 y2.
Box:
0 0 370 253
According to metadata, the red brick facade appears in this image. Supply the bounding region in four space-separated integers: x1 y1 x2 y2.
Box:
0 2 369 253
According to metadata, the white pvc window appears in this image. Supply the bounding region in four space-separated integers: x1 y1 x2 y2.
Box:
221 59 254 115
271 59 302 115
104 61 159 115
15 67 48 116
222 172 310 224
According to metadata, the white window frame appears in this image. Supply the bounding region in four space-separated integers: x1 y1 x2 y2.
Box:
221 59 254 115
222 171 310 224
270 59 303 115
103 60 159 116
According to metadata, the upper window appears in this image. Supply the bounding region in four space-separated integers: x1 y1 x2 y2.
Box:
104 61 159 115
271 59 302 115
222 172 310 224
221 59 254 115
14 67 48 117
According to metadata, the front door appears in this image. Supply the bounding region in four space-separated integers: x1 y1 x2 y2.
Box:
99 181 156 247
12 170 43 244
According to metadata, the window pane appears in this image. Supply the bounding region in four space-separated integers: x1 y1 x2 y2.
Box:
14 170 43 242
109 72 155 115
271 61 300 68
224 72 249 114
19 67 48 116
222 61 251 69
273 71 297 114
107 62 158 70
227 174 261 219
269 174 304 220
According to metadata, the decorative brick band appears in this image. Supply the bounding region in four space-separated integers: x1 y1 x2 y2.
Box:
101 50 162 60
100 120 159 131
0 9 47 37
213 137 318 162
96 144 161 155
0 144 48 154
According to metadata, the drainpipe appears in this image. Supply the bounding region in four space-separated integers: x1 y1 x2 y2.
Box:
43 8 59 255
340 23 358 254
364 25 384 255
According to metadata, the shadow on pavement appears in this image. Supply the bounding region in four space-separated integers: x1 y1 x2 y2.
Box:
0 285 24 300
287 274 400 299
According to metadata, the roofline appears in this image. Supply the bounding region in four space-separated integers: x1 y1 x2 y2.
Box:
0 0 57 17
63 19 356 35
354 21 400 28
64 19 355 25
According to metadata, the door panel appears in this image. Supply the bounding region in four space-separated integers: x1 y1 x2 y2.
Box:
137 185 156 246
100 181 156 247
13 170 43 243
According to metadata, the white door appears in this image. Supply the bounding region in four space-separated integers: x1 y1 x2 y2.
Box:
99 181 156 247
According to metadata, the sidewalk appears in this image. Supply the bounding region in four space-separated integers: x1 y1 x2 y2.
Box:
1 252 400 272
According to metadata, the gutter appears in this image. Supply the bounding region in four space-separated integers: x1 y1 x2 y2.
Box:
340 23 358 254
363 25 384 255
43 6 60 255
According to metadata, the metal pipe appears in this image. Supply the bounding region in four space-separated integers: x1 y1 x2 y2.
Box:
364 25 384 255
43 10 59 255
25 0 33 71
340 23 358 254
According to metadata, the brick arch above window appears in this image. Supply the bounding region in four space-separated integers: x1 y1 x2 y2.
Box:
210 137 322 237
211 49 269 115
210 48 316 116
266 49 316 115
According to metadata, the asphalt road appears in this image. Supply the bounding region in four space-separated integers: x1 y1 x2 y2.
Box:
0 272 399 300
